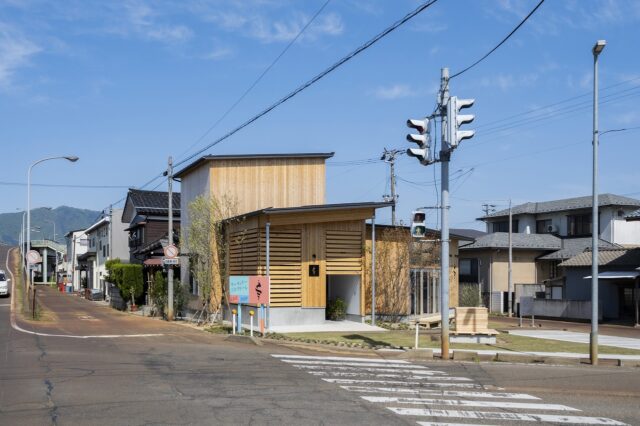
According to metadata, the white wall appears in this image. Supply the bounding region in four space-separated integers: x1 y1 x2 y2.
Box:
327 275 361 316
612 220 640 245
179 166 211 291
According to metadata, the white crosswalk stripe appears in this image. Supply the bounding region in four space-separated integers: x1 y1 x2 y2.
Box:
272 353 628 425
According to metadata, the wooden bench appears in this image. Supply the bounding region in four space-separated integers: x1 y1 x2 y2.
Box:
451 307 498 343
411 310 454 329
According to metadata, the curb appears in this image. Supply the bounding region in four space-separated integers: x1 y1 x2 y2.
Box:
226 335 263 346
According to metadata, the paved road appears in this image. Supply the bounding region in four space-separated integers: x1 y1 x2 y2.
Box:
1 246 639 425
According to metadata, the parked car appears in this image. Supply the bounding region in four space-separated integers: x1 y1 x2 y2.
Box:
0 269 11 297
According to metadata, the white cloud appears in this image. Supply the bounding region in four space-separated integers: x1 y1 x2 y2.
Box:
616 110 640 125
119 0 193 44
0 23 41 90
204 44 233 60
479 72 538 91
371 84 418 100
205 8 343 44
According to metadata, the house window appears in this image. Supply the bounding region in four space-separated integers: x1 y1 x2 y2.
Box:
459 258 478 283
492 220 519 233
567 214 592 237
536 219 552 234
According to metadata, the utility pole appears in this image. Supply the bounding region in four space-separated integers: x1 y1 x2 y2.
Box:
439 67 451 359
508 199 513 317
381 148 403 225
482 203 496 217
167 156 175 321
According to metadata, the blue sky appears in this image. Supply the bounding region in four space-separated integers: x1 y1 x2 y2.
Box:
2 0 639 230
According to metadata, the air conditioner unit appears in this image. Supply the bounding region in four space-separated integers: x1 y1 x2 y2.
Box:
546 224 558 233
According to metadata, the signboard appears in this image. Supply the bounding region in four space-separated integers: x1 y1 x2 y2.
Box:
163 244 179 259
162 258 179 265
229 275 270 305
27 250 42 264
309 264 320 277
229 276 249 304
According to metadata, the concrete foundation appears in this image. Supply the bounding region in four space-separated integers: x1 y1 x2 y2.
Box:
228 305 325 328
450 334 497 344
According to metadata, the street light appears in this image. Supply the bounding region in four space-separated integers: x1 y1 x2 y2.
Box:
27 156 79 287
591 39 605 366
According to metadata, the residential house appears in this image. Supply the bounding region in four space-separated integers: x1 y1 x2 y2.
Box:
460 194 640 313
65 229 88 291
121 189 181 265
78 209 129 296
559 248 640 323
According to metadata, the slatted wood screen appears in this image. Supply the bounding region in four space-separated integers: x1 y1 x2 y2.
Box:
326 230 363 275
228 229 260 276
261 230 302 307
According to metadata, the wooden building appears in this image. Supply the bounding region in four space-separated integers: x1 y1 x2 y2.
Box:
176 153 399 326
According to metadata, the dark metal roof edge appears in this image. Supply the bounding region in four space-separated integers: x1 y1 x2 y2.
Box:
175 152 335 178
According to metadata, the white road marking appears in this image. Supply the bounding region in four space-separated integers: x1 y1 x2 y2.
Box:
308 371 472 381
5 248 164 339
279 359 426 368
0 303 11 307
291 364 444 375
362 396 579 411
272 354 411 364
417 423 498 426
322 378 481 388
395 408 627 425
340 386 538 400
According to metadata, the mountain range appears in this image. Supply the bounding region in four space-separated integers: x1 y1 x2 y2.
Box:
0 206 101 246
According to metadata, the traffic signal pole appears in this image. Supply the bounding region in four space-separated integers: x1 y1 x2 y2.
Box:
439 67 450 359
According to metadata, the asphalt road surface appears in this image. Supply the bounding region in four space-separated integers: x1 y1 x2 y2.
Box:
1 245 639 425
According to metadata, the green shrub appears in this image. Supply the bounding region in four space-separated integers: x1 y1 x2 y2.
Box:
326 298 347 321
117 264 143 305
149 270 185 317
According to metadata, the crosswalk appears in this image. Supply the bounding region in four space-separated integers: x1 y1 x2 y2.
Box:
272 353 626 425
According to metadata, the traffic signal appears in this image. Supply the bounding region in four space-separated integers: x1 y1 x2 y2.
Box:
411 210 427 238
447 96 475 149
406 118 433 165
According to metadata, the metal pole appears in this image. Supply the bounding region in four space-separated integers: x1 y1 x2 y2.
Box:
167 156 174 321
266 222 270 331
27 165 32 289
371 214 376 326
440 67 450 359
508 199 513 317
390 160 397 226
635 277 639 327
591 41 605 366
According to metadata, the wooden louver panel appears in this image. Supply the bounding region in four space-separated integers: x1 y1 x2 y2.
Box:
326 230 362 274
261 230 302 307
228 229 260 276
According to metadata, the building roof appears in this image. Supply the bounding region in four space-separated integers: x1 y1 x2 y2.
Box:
460 232 561 251
225 201 392 222
626 208 640 221
450 228 487 240
174 152 335 178
84 217 109 234
559 247 640 268
122 189 181 222
538 237 620 261
480 193 640 220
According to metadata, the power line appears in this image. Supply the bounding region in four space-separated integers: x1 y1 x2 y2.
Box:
175 0 333 162
0 181 132 189
172 0 440 170
450 0 546 79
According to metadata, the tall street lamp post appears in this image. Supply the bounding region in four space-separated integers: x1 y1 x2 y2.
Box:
27 156 79 287
591 39 606 366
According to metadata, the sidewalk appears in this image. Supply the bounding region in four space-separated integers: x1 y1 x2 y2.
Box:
491 315 640 339
508 329 640 351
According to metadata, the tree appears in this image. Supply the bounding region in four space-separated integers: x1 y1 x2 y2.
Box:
186 194 240 321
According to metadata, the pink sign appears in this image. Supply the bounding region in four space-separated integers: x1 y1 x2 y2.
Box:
249 276 270 305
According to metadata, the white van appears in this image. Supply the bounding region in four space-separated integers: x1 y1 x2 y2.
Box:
0 269 10 297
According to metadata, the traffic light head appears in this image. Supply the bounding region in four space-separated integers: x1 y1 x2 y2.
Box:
447 96 475 149
406 117 432 166
411 210 427 238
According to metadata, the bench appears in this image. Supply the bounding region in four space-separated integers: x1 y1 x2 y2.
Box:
411 310 454 329
451 307 498 344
